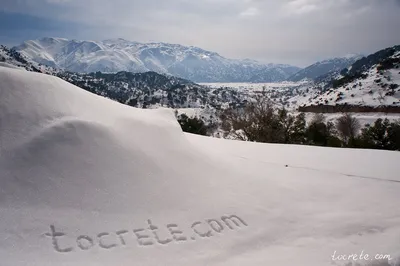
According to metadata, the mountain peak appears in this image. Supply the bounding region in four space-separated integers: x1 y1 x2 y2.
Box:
13 38 300 82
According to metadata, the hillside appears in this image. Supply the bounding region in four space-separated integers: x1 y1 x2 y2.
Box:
288 55 361 82
1 65 400 266
57 71 250 110
0 45 54 73
14 37 300 82
299 46 400 113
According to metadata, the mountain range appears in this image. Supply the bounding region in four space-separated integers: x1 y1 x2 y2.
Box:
1 45 248 113
14 37 300 83
3 41 400 113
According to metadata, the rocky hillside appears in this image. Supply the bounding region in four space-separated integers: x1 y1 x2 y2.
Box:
14 37 300 83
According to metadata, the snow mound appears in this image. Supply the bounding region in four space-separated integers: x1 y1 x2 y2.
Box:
1 66 400 266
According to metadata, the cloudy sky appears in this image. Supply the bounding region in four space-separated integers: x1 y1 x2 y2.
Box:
1 0 400 66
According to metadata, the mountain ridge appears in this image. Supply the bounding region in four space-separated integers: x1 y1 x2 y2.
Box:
14 37 300 83
288 55 362 82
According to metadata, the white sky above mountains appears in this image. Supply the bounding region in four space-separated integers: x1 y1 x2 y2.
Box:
1 0 400 66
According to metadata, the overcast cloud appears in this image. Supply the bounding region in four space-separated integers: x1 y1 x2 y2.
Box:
1 0 400 66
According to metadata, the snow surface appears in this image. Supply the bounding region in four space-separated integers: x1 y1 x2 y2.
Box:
1 65 400 266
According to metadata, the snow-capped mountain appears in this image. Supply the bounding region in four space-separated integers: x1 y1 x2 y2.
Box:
14 37 300 83
288 55 362 82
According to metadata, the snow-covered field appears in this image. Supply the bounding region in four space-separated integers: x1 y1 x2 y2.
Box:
200 80 311 91
303 112 400 127
1 66 400 266
199 81 316 111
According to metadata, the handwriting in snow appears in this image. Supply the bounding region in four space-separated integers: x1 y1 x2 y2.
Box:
45 215 248 253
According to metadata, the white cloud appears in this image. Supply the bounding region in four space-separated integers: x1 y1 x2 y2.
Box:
239 7 259 17
283 0 320 15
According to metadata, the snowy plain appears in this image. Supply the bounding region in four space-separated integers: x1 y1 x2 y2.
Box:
189 80 400 126
1 66 400 266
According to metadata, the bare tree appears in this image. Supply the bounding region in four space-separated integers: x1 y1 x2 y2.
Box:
219 95 282 142
219 95 307 144
335 113 361 145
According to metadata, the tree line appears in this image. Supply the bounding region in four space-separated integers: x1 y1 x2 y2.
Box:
177 96 400 151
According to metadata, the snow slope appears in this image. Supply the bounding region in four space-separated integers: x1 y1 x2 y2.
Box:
1 65 400 266
306 64 400 107
300 47 400 111
14 37 300 82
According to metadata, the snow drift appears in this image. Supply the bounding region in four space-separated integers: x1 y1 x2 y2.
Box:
0 66 400 266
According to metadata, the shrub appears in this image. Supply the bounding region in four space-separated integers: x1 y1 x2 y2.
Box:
358 119 391 149
177 114 208 136
305 114 337 146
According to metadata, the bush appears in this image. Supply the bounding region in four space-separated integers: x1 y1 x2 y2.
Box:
305 114 338 146
177 114 208 136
